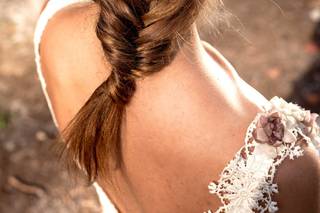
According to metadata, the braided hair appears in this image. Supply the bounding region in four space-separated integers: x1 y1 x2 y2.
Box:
61 0 207 182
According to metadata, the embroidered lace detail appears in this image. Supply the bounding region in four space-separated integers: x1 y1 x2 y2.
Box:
206 96 320 213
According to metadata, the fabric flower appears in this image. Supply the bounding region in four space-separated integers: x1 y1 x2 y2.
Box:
253 111 296 147
268 97 320 148
207 96 319 213
302 112 320 147
269 97 307 121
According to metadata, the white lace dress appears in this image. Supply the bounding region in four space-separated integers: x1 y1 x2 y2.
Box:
34 1 320 212
206 97 320 213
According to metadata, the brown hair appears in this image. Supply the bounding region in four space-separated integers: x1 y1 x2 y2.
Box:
61 0 207 183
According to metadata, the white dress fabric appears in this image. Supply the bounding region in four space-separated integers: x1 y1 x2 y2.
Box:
34 1 320 213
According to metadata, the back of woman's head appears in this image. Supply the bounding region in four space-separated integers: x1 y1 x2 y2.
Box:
61 0 215 183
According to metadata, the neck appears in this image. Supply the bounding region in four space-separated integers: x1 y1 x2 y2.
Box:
163 24 250 114
176 24 206 65
165 23 227 79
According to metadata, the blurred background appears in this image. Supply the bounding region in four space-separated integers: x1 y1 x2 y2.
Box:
0 0 319 212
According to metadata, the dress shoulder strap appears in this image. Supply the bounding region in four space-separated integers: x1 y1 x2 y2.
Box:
33 0 92 127
206 96 320 213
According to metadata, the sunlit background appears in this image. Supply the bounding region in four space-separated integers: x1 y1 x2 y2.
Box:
0 0 319 212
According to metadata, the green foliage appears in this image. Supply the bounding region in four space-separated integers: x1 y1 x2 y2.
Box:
0 112 9 129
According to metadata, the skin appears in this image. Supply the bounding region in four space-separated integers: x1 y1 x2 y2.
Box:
39 2 320 212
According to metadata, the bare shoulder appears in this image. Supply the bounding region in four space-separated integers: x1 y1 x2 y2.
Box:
39 2 110 129
40 1 108 81
41 1 99 42
274 144 320 212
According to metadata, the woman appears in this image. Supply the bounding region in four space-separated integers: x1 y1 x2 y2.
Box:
34 0 320 212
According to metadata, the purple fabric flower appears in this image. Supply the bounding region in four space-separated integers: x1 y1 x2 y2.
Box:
253 111 296 147
253 112 284 146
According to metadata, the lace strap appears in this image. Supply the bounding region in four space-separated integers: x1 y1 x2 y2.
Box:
206 96 320 213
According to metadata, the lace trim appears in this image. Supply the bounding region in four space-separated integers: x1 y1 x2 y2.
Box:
206 96 320 213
